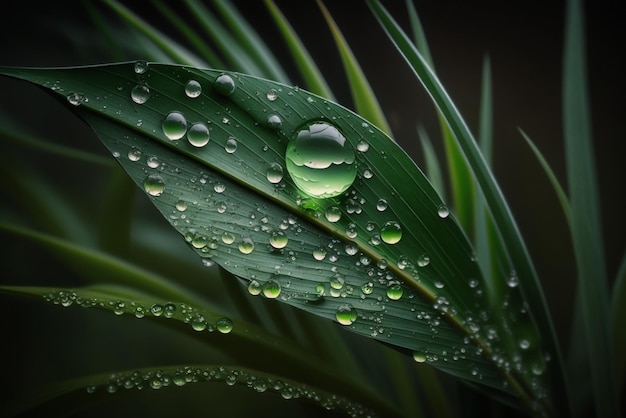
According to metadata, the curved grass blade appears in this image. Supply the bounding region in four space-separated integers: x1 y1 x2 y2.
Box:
3 363 379 418
416 125 444 198
0 285 401 417
1 62 546 411
563 0 618 415
316 0 392 136
611 250 626 393
264 0 334 100
366 2 568 415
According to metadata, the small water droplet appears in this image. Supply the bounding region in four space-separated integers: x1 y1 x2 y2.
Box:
266 162 284 184
66 92 86 106
345 243 358 255
417 253 430 267
357 140 369 152
162 111 187 140
163 303 176 318
381 221 402 244
216 317 233 334
238 238 255 254
214 74 236 95
221 231 235 244
324 206 342 223
225 137 238 153
147 156 160 168
262 280 281 299
185 79 202 98
507 271 519 288
266 88 278 101
330 274 345 290
151 304 164 316
131 84 150 104
437 205 450 218
128 147 142 161
191 314 207 331
386 282 403 300
214 182 226 193
248 279 262 295
269 231 288 249
134 60 149 74
143 174 165 196
313 247 327 261
267 114 282 129
413 351 427 363
519 339 530 350
335 304 357 325
187 123 210 147
376 199 388 211
285 121 356 198
361 282 374 295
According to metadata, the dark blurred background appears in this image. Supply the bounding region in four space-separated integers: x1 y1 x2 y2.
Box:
0 0 624 415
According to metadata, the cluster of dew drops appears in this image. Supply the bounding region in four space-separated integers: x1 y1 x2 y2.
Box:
65 61 461 365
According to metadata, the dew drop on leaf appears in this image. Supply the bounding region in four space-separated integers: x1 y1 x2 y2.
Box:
66 92 86 106
187 122 210 147
267 114 282 129
134 60 148 74
324 206 342 222
262 280 281 299
386 282 403 300
185 79 202 98
381 221 402 244
128 147 142 161
357 140 369 152
413 351 427 363
214 182 226 193
224 137 238 153
266 88 278 101
437 204 450 218
335 304 357 325
216 317 233 334
238 237 255 254
266 162 284 184
143 174 165 196
376 199 388 211
247 279 262 295
162 111 187 140
269 230 288 249
417 253 430 267
221 231 235 244
191 314 207 331
131 84 150 104
285 121 357 198
313 246 327 261
163 303 176 318
361 282 374 295
147 156 160 168
214 74 236 96
175 200 188 212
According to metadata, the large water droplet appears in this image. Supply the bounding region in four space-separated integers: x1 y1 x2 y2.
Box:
131 85 150 104
162 111 187 140
376 199 388 211
214 74 236 96
238 238 255 254
381 221 402 244
185 80 202 98
285 121 356 198
187 122 210 147
248 279 262 295
262 280 281 299
266 163 284 184
324 206 342 223
267 114 283 129
437 205 450 218
128 147 142 162
335 304 357 325
143 174 165 196
225 137 238 153
413 351 427 363
216 317 233 334
266 89 278 101
386 282 403 300
269 231 288 249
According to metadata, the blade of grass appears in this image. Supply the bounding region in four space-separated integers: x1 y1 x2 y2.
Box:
316 0 392 136
562 0 619 416
416 124 445 198
213 0 290 83
367 1 570 415
405 0 474 236
102 0 205 66
264 0 334 99
611 250 626 393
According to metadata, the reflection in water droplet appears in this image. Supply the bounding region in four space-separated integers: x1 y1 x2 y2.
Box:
262 280 281 299
335 304 357 325
413 351 426 363
381 221 402 244
143 174 165 196
238 238 255 254
386 282 403 300
417 253 430 267
187 122 210 147
357 140 369 152
221 231 235 244
248 279 262 295
437 205 450 218
361 282 374 295
175 200 188 211
269 231 288 249
225 137 238 153
214 74 236 95
147 156 160 168
162 111 187 140
285 121 356 198
266 89 278 101
128 147 142 161
185 80 202 98
324 206 341 223
191 314 207 331
376 199 388 211
313 247 327 261
214 183 226 193
216 317 233 334
131 85 150 104
266 163 284 184
67 92 86 106
134 60 148 74
267 114 282 129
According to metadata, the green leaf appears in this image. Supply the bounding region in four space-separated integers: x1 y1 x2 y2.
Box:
366 2 569 415
563 0 619 416
1 61 546 412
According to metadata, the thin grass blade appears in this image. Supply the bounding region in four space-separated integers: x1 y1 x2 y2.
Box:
611 250 626 393
416 125 445 198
